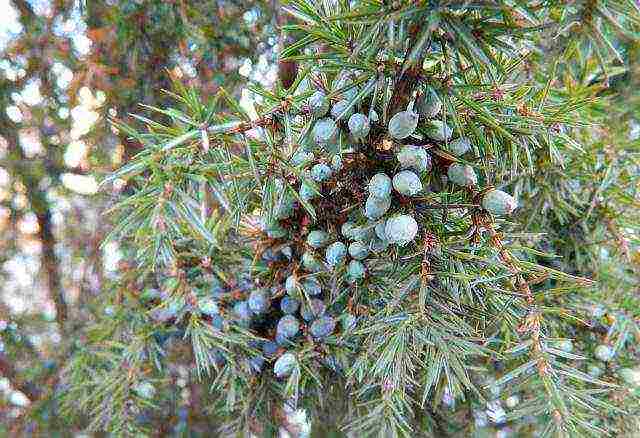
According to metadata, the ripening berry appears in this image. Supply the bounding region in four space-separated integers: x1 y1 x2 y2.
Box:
310 316 336 339
348 113 370 139
618 368 640 386
302 298 327 321
285 274 299 295
481 190 518 216
594 344 614 362
331 99 353 120
448 137 472 156
331 154 343 171
313 118 338 145
299 180 319 201
447 164 477 187
554 339 573 353
307 230 330 248
385 214 418 246
198 297 219 316
349 241 369 260
587 364 603 377
291 149 315 166
365 194 391 220
352 225 375 242
274 353 297 378
341 221 357 239
262 341 279 358
133 381 156 399
277 315 300 339
388 110 419 139
416 87 442 118
248 289 270 314
369 237 389 253
311 163 333 182
375 221 387 240
308 90 329 118
325 241 347 267
369 108 379 122
368 173 392 199
393 170 422 196
425 119 453 141
347 260 365 282
280 296 300 314
396 145 432 173
302 251 323 272
234 301 252 320
303 278 322 296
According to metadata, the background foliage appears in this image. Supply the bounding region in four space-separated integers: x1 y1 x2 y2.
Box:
1 0 639 437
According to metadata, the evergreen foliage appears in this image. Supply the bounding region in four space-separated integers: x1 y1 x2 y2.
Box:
60 1 640 436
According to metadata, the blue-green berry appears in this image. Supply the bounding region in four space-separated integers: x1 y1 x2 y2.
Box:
262 341 279 358
276 315 300 339
308 90 329 117
331 154 343 171
302 298 327 321
447 164 477 187
310 316 336 339
198 297 219 316
331 99 353 120
307 230 330 248
385 214 418 246
348 113 370 139
280 296 300 314
393 170 422 196
233 301 251 320
425 119 453 141
302 251 323 272
369 237 389 253
365 195 391 220
299 179 319 201
587 364 603 378
275 193 296 220
347 260 365 282
133 381 156 399
348 241 369 260
274 353 296 378
397 145 432 173
368 173 392 199
481 190 518 216
325 241 347 267
311 163 333 182
594 344 614 362
448 137 471 156
303 278 322 296
248 289 269 314
388 110 419 139
313 118 338 145
285 274 299 295
416 87 442 118
342 313 357 331
249 356 264 373
352 225 375 242
291 149 314 166
375 221 387 240
341 221 357 239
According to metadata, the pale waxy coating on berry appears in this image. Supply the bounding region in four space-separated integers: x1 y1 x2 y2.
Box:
416 87 442 118
331 99 354 120
234 301 251 320
369 237 389 253
447 137 472 156
365 194 391 220
299 180 319 201
331 154 343 171
133 381 156 399
280 296 300 314
447 163 477 187
248 289 270 314
425 119 453 141
277 315 300 339
594 344 614 362
393 170 422 196
375 221 387 240
347 260 365 282
348 241 369 260
385 214 418 246
325 241 348 267
368 173 392 199
310 163 333 182
308 90 330 118
388 110 419 139
274 352 297 378
302 251 323 272
313 118 338 145
341 221 357 239
310 315 336 339
285 274 299 295
302 278 322 296
307 230 330 248
351 225 375 242
291 149 314 166
396 145 432 173
348 113 370 139
481 190 518 216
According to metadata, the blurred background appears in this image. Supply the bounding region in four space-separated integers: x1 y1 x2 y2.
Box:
0 0 276 432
